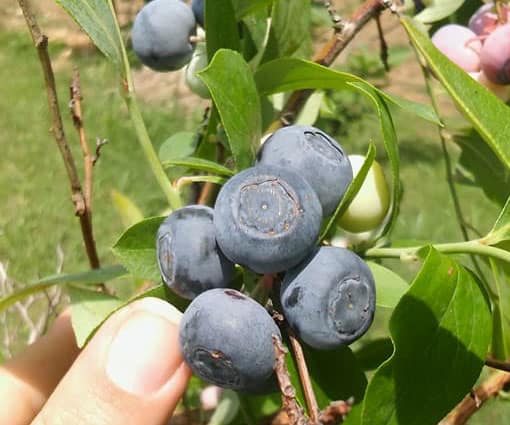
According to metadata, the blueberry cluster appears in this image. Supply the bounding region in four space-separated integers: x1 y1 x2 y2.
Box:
430 2 510 101
157 125 376 393
131 0 205 72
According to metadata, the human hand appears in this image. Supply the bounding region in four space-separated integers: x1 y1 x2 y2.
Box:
0 297 191 425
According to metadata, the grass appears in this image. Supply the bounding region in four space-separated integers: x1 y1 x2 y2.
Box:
0 29 199 283
0 24 507 423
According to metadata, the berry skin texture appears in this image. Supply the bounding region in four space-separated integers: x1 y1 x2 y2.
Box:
214 165 323 274
281 246 376 350
480 24 510 85
192 0 205 27
132 0 196 72
156 205 234 300
257 125 353 216
431 24 482 72
179 289 281 392
338 154 390 233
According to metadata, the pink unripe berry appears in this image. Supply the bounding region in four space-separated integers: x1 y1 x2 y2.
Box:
480 24 510 85
431 24 482 72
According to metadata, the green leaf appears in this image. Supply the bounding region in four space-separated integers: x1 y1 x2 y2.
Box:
0 265 127 313
296 90 324 126
199 49 262 170
361 248 492 425
366 262 409 309
233 0 273 18
401 16 510 169
320 144 376 240
485 197 510 246
454 129 510 207
488 257 510 360
56 0 123 70
112 217 165 281
162 157 234 177
176 175 227 187
206 0 241 60
415 0 464 24
68 285 123 347
261 0 310 62
254 58 441 125
354 338 393 372
111 190 144 229
158 132 197 162
348 83 400 239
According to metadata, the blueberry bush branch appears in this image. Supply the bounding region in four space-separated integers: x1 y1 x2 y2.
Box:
438 371 510 425
276 0 388 126
365 239 510 264
17 0 104 288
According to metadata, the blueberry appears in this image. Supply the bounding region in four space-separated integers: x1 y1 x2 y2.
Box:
156 205 234 299
281 246 376 350
214 165 323 274
192 0 205 27
179 288 281 392
132 0 196 72
257 125 353 216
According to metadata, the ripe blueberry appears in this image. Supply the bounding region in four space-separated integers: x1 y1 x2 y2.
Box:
281 246 376 350
214 165 323 274
156 205 234 300
132 0 196 72
431 24 481 72
480 24 510 85
257 125 353 216
179 288 281 392
192 0 205 27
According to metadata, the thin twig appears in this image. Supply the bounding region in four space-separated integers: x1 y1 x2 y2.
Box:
486 357 510 373
17 0 104 289
439 371 510 425
375 14 389 71
272 335 311 425
70 69 93 212
276 0 387 126
287 331 320 424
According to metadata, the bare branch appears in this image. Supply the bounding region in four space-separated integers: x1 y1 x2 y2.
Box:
439 371 510 425
272 335 311 425
93 138 108 165
277 0 388 126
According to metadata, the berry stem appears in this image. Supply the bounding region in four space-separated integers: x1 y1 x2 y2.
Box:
365 239 510 265
108 0 183 210
287 331 321 424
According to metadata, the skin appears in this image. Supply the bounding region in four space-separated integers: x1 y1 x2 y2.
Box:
257 125 353 216
157 205 234 300
214 165 323 273
281 246 376 350
192 0 205 27
0 298 190 425
179 289 280 393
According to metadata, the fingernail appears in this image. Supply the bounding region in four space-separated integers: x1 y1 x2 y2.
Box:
105 298 183 395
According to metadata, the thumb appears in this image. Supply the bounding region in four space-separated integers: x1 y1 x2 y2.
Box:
32 297 191 425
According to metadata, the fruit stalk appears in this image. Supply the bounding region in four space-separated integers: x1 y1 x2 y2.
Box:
108 0 183 210
365 239 510 265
